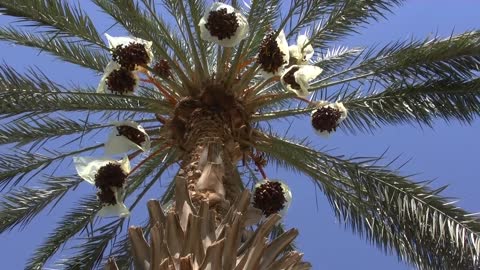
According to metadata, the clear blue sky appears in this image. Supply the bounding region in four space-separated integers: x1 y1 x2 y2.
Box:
0 1 479 269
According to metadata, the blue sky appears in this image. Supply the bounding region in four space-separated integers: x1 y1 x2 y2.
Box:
0 1 479 269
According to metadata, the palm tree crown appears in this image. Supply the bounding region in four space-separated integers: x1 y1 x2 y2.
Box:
0 0 479 269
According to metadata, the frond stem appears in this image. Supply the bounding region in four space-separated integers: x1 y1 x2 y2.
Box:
140 77 177 105
177 0 206 78
234 63 260 93
128 144 170 176
250 153 267 179
186 0 209 72
248 76 279 98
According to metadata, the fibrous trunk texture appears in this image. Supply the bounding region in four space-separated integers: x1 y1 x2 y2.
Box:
110 177 310 270
106 84 311 269
178 106 243 214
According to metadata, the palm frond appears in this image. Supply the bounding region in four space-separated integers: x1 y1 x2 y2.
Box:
0 0 104 47
284 0 328 38
183 0 209 66
0 176 81 233
242 0 281 57
26 145 175 269
312 31 480 90
256 133 480 269
0 116 103 147
0 26 110 72
54 146 178 269
57 219 124 270
92 0 191 82
0 64 60 93
252 107 310 122
103 230 133 270
309 0 404 49
226 0 282 84
103 149 179 269
162 0 207 77
25 195 102 269
341 78 480 132
253 78 480 133
0 65 171 119
315 46 364 76
0 145 101 188
0 90 170 117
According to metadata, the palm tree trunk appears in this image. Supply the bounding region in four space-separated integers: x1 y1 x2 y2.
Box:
122 106 311 269
178 106 243 214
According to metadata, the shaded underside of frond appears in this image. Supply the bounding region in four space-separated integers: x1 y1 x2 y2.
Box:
0 90 169 117
312 31 480 92
0 27 109 72
0 144 102 189
307 0 405 49
0 1 478 270
0 116 104 147
25 147 178 269
0 0 104 46
254 78 480 134
0 176 81 233
25 195 102 269
256 133 480 269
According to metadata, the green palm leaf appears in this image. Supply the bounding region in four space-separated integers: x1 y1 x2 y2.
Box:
0 176 81 233
0 145 101 188
0 27 110 72
0 0 104 46
312 31 480 90
309 0 405 49
0 1 479 269
26 146 176 269
0 116 103 146
93 0 191 81
257 133 480 269
25 195 101 269
0 90 170 116
253 78 480 133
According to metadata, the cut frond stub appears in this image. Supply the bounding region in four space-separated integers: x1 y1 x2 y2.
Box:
120 187 310 270
253 179 292 218
258 30 290 78
281 65 323 97
289 34 315 65
104 120 151 155
73 156 130 217
199 2 249 47
311 101 347 137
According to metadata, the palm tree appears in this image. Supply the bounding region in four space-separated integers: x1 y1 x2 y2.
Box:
0 0 479 269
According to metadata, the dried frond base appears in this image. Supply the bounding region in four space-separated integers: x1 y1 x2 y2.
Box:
112 177 310 270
